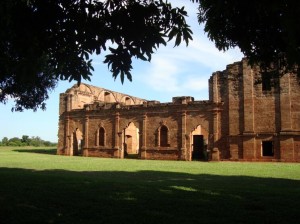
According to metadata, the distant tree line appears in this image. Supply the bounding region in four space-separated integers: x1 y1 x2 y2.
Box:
0 135 57 147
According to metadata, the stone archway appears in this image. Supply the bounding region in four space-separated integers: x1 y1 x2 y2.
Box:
123 122 139 158
72 128 83 156
190 125 208 161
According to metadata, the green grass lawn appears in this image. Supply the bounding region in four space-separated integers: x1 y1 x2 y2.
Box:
0 146 299 224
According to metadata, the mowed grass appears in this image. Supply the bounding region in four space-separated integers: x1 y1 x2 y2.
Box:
0 147 299 224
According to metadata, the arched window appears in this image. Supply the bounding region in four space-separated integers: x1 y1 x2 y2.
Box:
104 92 111 102
99 127 105 146
125 97 131 105
160 125 168 147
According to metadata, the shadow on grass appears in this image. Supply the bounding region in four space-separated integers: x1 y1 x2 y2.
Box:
13 148 57 155
0 168 299 224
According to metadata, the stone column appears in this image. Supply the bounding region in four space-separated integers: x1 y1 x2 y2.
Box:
181 111 187 160
65 115 70 155
66 94 73 111
114 112 120 150
242 133 256 159
157 128 160 147
243 60 255 133
280 74 292 131
242 61 256 159
280 136 295 161
141 114 147 159
83 115 89 156
211 108 220 161
209 72 220 103
113 112 121 158
69 133 73 156
118 131 123 159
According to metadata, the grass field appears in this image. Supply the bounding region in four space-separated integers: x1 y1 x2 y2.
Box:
0 146 299 224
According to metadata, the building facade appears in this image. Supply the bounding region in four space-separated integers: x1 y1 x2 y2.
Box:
57 59 300 162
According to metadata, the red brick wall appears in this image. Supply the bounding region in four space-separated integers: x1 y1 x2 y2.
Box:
58 60 300 162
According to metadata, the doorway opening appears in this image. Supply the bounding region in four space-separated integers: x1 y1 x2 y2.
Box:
123 122 139 159
160 125 168 147
262 141 274 157
192 135 204 160
72 128 83 156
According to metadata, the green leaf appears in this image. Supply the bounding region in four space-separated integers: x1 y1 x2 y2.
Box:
175 33 182 46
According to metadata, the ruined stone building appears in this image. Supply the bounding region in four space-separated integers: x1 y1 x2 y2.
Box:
57 59 300 162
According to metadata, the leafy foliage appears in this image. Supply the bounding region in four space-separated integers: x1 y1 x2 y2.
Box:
4 0 298 112
196 0 300 71
0 0 193 111
0 135 57 147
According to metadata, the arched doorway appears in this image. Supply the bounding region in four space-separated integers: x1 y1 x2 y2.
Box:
190 125 208 161
72 128 83 156
123 122 139 158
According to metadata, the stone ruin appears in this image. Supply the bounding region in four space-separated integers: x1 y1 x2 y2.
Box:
57 59 300 162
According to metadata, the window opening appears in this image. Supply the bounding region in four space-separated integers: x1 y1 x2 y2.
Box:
125 97 131 105
160 125 168 147
262 141 274 156
104 92 111 102
99 127 105 146
262 73 272 91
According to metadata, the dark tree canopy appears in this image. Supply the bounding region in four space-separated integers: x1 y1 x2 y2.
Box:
2 0 300 111
0 0 192 111
197 0 300 70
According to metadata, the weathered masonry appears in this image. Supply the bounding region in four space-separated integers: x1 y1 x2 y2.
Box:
57 59 300 162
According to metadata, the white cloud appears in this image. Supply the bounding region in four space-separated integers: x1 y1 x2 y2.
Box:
182 76 209 91
145 57 180 92
139 33 243 96
90 0 243 100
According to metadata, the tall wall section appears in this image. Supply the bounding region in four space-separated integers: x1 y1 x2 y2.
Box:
209 59 300 161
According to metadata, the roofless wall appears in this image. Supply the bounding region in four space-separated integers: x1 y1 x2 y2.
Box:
57 59 300 162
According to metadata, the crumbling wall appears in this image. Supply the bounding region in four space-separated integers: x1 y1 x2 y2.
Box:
211 58 300 162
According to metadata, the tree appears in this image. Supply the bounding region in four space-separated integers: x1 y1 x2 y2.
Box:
0 0 193 111
196 0 300 71
2 1 299 112
30 136 43 147
8 137 22 146
0 136 57 147
21 135 30 145
1 137 8 146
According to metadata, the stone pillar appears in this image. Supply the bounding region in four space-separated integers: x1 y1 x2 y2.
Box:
242 61 258 160
243 60 255 133
83 115 89 156
66 94 73 111
181 111 187 160
114 113 120 158
211 108 220 161
280 135 295 161
243 133 256 160
62 115 70 155
118 131 123 159
209 72 220 103
114 113 120 148
227 70 241 159
141 114 147 159
65 115 70 155
157 128 160 147
280 74 292 131
69 133 73 156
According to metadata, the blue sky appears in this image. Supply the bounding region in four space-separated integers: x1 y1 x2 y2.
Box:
0 1 243 142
